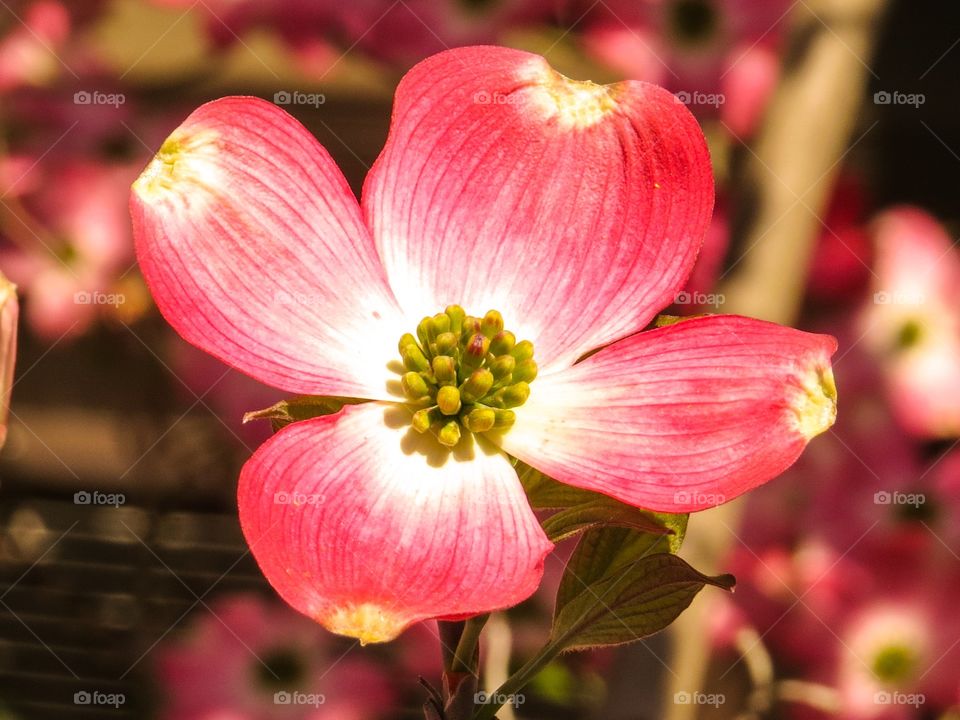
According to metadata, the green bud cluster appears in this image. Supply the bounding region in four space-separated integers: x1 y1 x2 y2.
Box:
397 306 538 447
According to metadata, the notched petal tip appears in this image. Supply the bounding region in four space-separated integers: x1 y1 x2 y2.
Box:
791 363 838 440
322 602 408 645
524 60 619 129
132 129 221 204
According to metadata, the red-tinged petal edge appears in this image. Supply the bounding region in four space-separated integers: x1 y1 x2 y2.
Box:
364 45 714 373
238 402 553 643
498 316 838 512
131 96 405 399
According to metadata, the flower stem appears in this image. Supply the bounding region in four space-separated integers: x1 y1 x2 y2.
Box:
452 614 488 674
438 620 466 671
471 637 564 720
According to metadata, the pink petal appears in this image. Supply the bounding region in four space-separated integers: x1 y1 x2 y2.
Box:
499 316 838 512
237 402 553 643
131 96 405 399
364 46 714 371
0 273 17 449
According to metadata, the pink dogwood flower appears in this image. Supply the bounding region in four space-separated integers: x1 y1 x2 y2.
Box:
130 46 837 644
0 159 139 339
155 594 396 720
860 207 960 438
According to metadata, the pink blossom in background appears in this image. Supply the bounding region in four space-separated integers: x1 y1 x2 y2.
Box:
155 594 396 720
0 1 70 91
131 46 836 644
808 174 873 303
832 565 960 718
0 0 111 90
169 336 280 447
0 159 139 339
0 270 17 449
581 0 790 127
929 450 960 550
860 206 960 438
719 41 779 137
150 0 563 69
721 321 960 716
339 0 563 66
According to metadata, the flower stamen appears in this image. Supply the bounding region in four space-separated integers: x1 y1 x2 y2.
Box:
396 306 537 447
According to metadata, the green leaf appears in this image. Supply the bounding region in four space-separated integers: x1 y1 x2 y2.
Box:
517 462 597 509
242 396 366 431
541 498 679 543
550 552 734 652
518 463 686 544
555 521 688 619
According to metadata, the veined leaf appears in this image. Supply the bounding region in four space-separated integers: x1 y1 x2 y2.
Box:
519 461 689 552
556 521 688 619
541 498 679 543
551 552 734 652
517 462 597 509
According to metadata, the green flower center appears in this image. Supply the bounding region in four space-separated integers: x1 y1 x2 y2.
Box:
895 319 924 350
396 306 537 448
871 644 918 685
